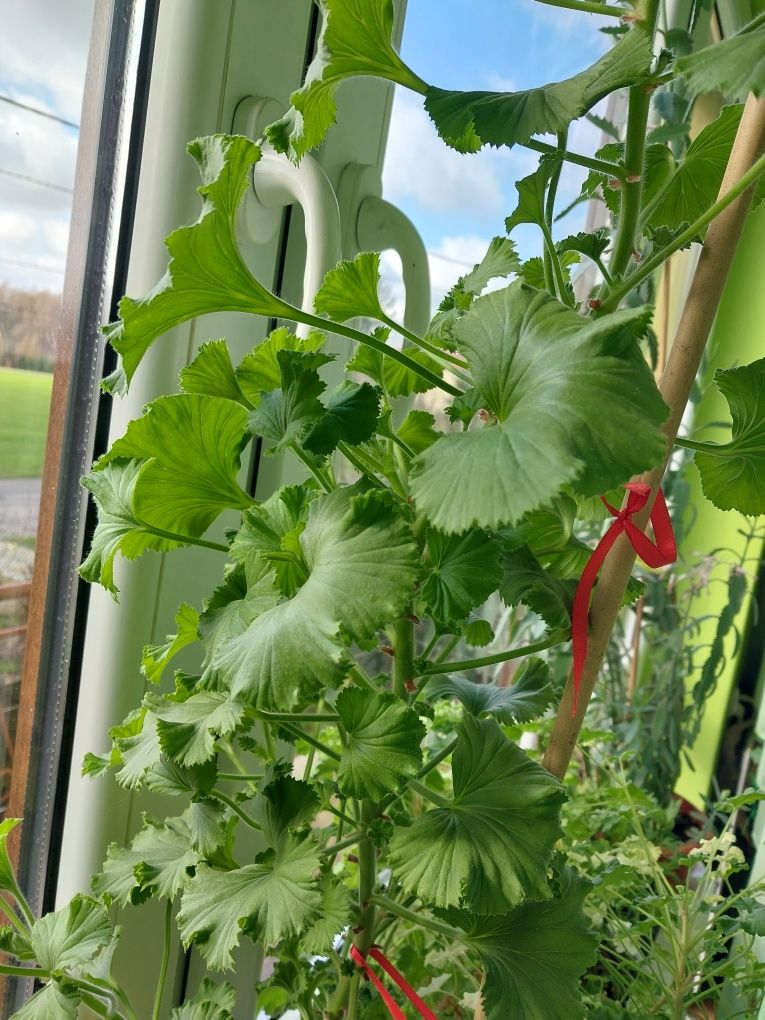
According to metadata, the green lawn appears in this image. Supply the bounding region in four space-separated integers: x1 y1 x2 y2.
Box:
0 367 53 478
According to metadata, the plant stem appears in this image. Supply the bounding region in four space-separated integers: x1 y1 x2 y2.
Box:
354 803 378 956
0 964 50 978
421 630 568 675
1 878 35 929
378 737 458 812
434 634 460 663
322 831 365 856
526 138 627 178
258 710 339 724
673 436 724 455
347 970 361 1020
279 721 341 761
602 148 765 311
372 894 466 943
217 772 263 782
542 93 765 780
211 790 261 829
533 0 625 13
379 314 471 374
292 446 334 492
393 615 415 698
409 778 451 808
291 308 462 397
541 222 570 304
0 897 33 937
151 899 172 1020
348 663 377 691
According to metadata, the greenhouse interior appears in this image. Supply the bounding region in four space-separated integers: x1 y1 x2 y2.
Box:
2 0 765 1017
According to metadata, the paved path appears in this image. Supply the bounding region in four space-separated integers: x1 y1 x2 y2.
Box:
0 478 41 541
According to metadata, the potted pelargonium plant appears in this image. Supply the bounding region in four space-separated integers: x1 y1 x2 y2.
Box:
2 0 765 1017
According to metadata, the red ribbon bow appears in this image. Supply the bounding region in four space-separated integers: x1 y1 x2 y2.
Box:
571 483 677 714
350 945 439 1020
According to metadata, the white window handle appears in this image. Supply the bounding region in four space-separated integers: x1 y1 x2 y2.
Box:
234 97 341 336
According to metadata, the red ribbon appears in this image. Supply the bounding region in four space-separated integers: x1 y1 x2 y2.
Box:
571 483 677 714
350 945 439 1020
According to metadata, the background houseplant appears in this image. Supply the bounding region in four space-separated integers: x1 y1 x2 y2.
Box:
2 0 765 1017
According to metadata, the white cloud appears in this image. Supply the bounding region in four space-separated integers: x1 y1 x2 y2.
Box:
383 93 506 217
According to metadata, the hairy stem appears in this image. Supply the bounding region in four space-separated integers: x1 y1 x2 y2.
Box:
526 138 627 178
606 0 661 281
151 900 172 1020
354 803 378 957
421 630 568 675
543 94 765 780
393 615 415 698
372 894 466 943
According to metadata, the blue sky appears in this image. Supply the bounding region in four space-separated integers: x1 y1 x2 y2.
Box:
381 0 611 309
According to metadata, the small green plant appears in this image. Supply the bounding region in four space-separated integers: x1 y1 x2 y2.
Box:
2 1 765 1017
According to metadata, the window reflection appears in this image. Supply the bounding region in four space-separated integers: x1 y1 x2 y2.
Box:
0 0 94 814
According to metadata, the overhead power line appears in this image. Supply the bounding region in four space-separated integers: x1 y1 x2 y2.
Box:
0 94 79 131
0 166 73 194
0 256 65 275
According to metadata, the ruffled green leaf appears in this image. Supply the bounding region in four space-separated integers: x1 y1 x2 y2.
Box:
0 818 22 898
178 835 322 969
236 327 325 405
92 816 200 906
111 707 162 789
180 340 250 406
141 603 200 684
336 688 424 799
387 716 564 913
423 658 556 724
692 358 765 515
314 252 386 322
254 774 319 846
422 529 502 625
265 0 426 161
303 381 381 455
396 410 440 454
677 23 765 100
410 283 667 532
30 895 112 971
170 979 236 1020
248 350 331 453
450 870 597 1020
347 337 443 396
103 135 286 393
302 878 352 954
198 565 283 675
424 31 651 153
505 159 560 235
12 981 81 1020
145 685 246 766
212 488 419 709
500 546 576 630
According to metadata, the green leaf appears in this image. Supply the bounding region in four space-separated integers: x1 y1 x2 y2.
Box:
451 870 597 1020
423 658 556 724
742 905 765 937
236 327 325 405
410 283 667 532
101 394 251 530
387 716 564 913
502 495 577 555
336 688 424 799
557 228 610 266
103 135 284 393
185 801 229 857
265 0 425 161
145 686 246 766
314 252 386 323
422 529 503 625
396 410 440 454
303 381 380 455
424 31 651 153
11 981 80 1020
31 895 112 971
198 565 282 675
248 350 331 453
505 159 559 235
302 878 352 954
346 333 444 396
254 774 319 847
180 340 250 406
463 618 495 647
692 358 765 515
178 835 322 968
79 460 172 597
170 979 236 1020
677 24 765 100
500 546 576 630
212 488 419 709
645 105 748 232
145 758 216 798
0 818 22 898
141 603 200 684
428 237 520 345
111 708 162 788
92 816 200 906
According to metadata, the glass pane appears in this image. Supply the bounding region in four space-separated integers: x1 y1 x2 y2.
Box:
0 0 95 812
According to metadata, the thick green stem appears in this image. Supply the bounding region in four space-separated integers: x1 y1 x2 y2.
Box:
606 1 661 282
279 721 341 761
323 831 365 856
347 970 362 1020
601 149 765 310
409 778 451 808
0 897 33 937
211 790 261 830
258 710 339 724
421 630 568 675
393 615 415 698
379 313 471 376
354 803 378 956
0 964 50 979
136 523 231 554
673 436 723 455
151 900 172 1020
